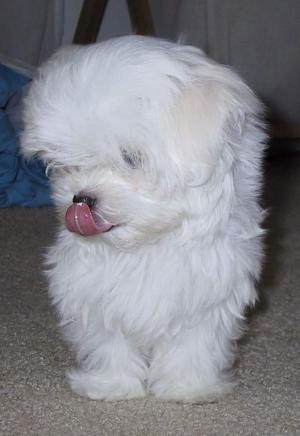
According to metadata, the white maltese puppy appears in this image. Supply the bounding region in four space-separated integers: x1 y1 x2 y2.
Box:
21 36 266 402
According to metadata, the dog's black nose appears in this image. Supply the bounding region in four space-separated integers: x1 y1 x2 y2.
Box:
72 194 96 208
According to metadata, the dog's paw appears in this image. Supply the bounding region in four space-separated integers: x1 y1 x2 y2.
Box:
66 368 146 401
149 377 235 403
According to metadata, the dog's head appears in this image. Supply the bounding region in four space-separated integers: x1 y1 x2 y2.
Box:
21 36 264 249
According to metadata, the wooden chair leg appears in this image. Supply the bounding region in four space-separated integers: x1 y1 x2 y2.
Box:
126 0 155 36
73 0 109 44
73 0 155 45
271 122 300 139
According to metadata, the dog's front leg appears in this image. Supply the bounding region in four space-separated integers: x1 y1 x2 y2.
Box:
148 309 238 403
66 321 147 401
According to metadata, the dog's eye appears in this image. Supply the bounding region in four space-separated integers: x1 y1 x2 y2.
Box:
121 149 142 169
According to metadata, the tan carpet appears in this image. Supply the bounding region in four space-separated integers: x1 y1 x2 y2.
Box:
1 153 299 436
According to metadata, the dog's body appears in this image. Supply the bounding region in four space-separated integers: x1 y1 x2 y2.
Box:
21 36 266 402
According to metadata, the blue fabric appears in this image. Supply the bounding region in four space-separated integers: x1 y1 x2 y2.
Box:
0 64 52 207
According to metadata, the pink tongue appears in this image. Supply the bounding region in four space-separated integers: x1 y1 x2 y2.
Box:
65 203 112 236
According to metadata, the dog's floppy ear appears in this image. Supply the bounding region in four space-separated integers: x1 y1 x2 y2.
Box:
174 69 259 186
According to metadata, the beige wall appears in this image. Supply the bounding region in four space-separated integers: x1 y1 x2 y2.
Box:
0 0 299 123
151 0 300 123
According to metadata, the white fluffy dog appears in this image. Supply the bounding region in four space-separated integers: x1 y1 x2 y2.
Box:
21 36 266 402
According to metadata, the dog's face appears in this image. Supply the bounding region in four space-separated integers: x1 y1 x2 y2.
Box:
46 149 186 248
21 36 260 249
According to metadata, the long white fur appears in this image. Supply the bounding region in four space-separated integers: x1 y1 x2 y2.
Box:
21 35 266 402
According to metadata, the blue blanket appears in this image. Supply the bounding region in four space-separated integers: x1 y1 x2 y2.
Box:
0 64 52 207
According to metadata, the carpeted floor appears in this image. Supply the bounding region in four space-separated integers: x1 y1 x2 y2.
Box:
1 153 299 436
